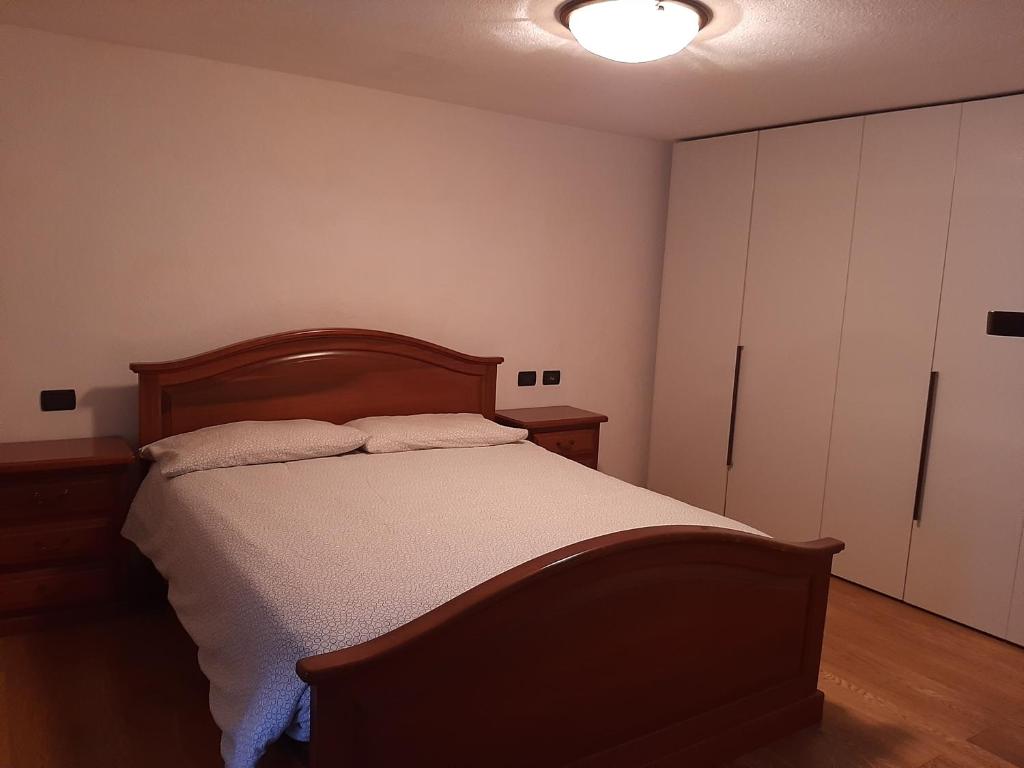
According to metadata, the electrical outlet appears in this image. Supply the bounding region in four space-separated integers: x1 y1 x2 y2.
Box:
517 371 537 386
40 389 76 411
542 370 560 386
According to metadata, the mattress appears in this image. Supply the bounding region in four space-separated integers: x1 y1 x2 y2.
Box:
123 440 761 768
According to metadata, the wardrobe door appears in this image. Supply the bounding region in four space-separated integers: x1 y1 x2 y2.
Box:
819 105 961 597
724 118 862 541
904 94 1024 639
1010 526 1024 645
648 133 757 513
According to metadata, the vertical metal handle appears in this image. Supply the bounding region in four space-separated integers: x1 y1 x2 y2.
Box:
726 346 743 468
912 371 939 523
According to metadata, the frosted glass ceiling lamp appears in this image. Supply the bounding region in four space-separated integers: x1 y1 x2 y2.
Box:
558 0 711 64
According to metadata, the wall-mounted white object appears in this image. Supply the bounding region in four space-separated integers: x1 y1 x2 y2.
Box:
820 104 961 598
648 132 757 513
724 117 863 542
649 93 1024 645
904 93 1024 638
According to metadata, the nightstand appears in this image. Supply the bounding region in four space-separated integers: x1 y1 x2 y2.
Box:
495 406 608 469
0 437 136 632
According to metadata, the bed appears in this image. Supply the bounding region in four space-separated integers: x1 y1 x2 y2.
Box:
126 328 843 768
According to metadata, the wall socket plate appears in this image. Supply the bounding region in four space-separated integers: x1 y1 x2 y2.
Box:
40 389 76 411
542 370 560 386
517 371 537 386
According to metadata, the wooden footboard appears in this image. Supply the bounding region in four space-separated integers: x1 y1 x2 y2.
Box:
297 526 843 768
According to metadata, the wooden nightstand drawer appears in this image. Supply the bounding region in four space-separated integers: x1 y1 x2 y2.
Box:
0 437 136 631
495 406 607 470
0 519 113 568
0 565 115 614
0 472 118 522
533 428 596 458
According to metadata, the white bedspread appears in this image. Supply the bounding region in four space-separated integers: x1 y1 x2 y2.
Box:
123 441 760 768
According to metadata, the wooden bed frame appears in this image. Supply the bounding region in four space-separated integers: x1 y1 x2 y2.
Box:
131 328 844 768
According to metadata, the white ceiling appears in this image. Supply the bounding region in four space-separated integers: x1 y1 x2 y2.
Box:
2 0 1022 140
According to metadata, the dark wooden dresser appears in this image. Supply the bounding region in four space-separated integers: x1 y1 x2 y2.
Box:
0 437 136 633
495 406 608 469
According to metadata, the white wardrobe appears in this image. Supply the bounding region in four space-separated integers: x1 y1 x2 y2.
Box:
648 94 1024 645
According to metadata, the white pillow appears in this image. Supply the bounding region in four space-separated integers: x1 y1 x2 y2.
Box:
345 413 528 454
140 419 368 478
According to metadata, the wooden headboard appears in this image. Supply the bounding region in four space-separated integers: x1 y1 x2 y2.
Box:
130 329 503 445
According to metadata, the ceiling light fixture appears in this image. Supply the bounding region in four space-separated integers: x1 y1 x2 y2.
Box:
558 0 711 64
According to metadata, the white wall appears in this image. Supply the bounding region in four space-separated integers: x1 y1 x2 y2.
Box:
0 26 671 484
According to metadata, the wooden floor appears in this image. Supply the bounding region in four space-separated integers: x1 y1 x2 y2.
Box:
1 579 1022 768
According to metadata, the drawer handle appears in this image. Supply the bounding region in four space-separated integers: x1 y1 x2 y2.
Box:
556 439 576 451
31 487 71 504
35 537 72 553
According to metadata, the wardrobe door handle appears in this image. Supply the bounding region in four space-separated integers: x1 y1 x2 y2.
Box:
912 371 939 523
726 346 743 468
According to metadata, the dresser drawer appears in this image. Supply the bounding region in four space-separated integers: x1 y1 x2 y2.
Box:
0 472 118 522
533 428 596 458
0 518 113 568
0 565 114 614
